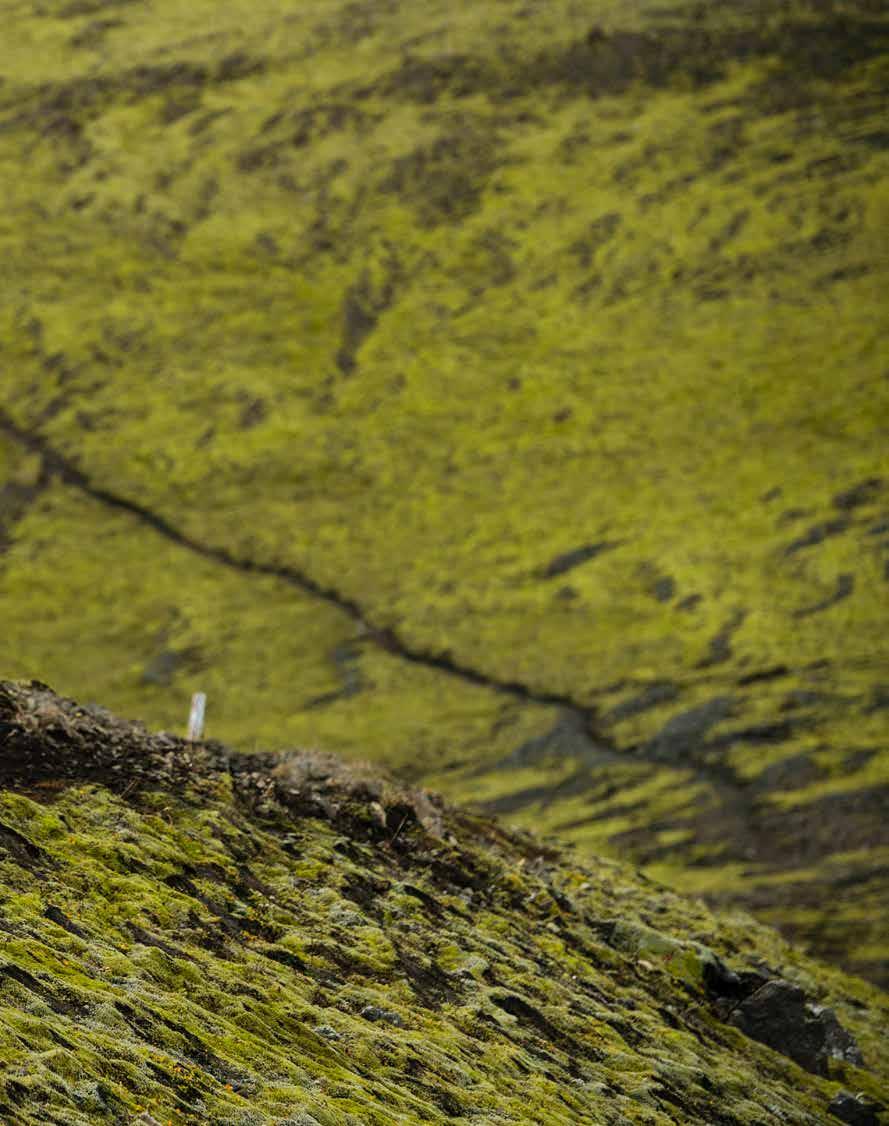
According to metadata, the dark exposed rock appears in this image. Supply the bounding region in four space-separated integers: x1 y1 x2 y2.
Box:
703 958 868 1080
728 979 863 1077
360 1004 405 1027
703 956 768 1006
828 1090 882 1125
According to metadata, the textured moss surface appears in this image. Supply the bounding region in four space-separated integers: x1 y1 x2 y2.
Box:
1 0 888 985
1 682 888 1124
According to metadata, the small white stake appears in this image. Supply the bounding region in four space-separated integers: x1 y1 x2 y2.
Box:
187 692 206 741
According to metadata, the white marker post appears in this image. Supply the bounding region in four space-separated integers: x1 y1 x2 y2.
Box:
187 692 206 741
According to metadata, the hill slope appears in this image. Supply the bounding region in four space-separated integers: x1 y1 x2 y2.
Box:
1 0 888 985
1 682 888 1125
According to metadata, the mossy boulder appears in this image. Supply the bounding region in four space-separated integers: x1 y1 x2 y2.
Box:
0 0 887 987
1 682 887 1124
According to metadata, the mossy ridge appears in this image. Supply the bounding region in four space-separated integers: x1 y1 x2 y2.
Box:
1 0 888 985
0 682 888 1125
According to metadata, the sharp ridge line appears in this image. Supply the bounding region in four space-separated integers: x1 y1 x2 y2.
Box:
0 408 610 731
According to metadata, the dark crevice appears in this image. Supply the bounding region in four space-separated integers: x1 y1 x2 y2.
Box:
539 540 621 579
335 261 401 374
0 406 611 735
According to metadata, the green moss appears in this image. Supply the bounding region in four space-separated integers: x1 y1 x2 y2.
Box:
0 679 882 1124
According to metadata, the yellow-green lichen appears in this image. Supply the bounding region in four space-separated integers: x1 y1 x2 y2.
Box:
4 680 887 1123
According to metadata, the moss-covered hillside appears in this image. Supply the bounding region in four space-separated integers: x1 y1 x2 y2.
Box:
1 0 888 986
1 682 887 1125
